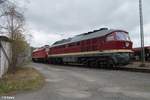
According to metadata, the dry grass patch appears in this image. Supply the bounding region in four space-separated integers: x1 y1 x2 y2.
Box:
0 67 44 95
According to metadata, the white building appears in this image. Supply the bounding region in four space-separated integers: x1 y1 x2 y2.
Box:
0 36 11 78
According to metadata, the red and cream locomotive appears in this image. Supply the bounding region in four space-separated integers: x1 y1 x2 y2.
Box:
32 28 133 67
32 45 49 62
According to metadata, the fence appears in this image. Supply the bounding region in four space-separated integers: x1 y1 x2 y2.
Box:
0 36 11 78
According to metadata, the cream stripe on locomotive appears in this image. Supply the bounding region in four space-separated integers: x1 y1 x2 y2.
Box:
48 49 133 57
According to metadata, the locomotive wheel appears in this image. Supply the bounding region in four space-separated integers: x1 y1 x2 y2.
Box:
90 61 98 68
88 61 94 68
107 59 115 68
85 61 90 67
97 60 105 68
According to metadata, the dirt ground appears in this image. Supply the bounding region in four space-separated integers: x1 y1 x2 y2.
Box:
5 62 150 100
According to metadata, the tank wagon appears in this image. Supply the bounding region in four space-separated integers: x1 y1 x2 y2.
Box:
48 28 133 67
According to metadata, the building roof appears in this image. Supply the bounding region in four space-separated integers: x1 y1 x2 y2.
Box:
51 28 127 47
0 36 10 42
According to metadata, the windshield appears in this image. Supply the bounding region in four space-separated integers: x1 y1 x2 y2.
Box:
115 32 130 41
106 32 130 41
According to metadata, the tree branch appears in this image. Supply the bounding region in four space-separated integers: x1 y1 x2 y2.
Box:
0 24 8 29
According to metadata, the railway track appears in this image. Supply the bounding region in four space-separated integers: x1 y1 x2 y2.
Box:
36 61 150 73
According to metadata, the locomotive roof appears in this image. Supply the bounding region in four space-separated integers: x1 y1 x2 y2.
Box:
33 45 49 52
0 36 10 42
51 28 127 47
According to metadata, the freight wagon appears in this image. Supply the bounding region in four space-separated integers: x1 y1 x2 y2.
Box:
133 46 150 61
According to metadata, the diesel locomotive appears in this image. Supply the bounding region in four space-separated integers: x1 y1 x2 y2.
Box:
32 28 133 67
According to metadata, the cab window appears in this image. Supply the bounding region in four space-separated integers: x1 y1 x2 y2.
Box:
115 32 130 41
106 34 115 41
106 32 130 41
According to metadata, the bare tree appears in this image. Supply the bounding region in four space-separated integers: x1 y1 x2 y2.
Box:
0 1 27 72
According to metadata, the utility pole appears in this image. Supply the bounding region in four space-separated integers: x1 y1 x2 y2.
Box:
139 0 145 66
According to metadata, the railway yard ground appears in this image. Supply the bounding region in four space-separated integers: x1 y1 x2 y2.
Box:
122 61 150 73
1 62 150 100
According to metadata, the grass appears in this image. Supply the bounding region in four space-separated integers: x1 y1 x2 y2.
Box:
0 67 44 95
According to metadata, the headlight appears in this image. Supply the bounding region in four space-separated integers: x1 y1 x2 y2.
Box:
125 42 129 47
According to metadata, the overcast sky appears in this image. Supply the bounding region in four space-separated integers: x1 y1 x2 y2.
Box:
23 0 150 47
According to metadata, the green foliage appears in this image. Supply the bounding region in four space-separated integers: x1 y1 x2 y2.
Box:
12 32 28 57
0 67 44 95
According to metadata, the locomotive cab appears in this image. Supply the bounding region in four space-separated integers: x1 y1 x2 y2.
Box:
106 31 132 50
32 45 50 63
105 31 133 65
